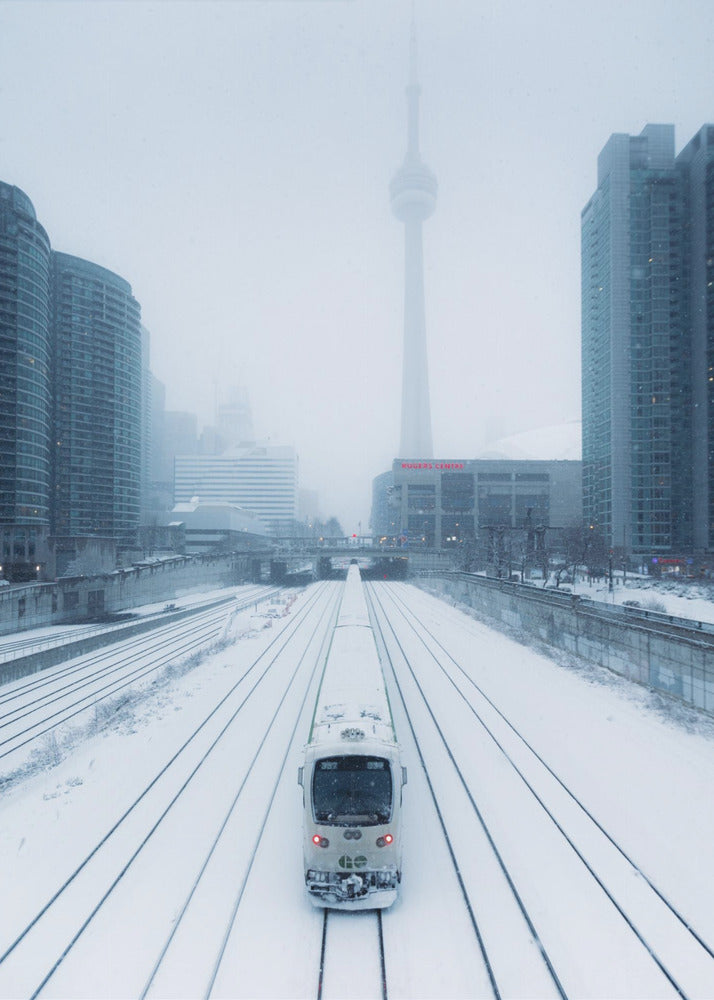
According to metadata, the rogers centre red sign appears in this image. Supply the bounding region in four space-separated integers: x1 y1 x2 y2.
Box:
401 462 465 471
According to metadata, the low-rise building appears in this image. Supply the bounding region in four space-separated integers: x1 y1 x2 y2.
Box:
168 500 267 555
374 453 582 557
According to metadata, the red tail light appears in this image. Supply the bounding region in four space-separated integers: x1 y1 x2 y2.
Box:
376 833 394 847
312 834 329 848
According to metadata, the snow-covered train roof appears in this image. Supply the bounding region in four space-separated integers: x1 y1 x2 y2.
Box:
308 566 396 748
309 709 397 750
334 564 371 629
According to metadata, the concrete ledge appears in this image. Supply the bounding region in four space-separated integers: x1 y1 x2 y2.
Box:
422 573 714 716
0 597 234 688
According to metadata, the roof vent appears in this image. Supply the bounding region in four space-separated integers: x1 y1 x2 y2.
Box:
341 727 365 741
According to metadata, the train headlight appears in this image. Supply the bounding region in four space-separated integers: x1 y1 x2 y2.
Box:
376 833 393 847
312 834 330 848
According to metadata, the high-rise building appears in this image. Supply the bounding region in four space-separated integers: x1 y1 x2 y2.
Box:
147 374 171 513
0 183 53 578
677 126 714 551
390 21 437 459
582 124 714 560
52 252 142 541
174 444 298 535
0 178 154 575
140 325 153 524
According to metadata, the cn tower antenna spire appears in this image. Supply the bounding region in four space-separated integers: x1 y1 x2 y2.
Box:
390 10 437 459
409 6 418 83
407 11 420 158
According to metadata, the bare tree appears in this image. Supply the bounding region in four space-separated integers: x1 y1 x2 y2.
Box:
555 523 608 587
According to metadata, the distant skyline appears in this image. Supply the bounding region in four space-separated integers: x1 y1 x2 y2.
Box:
1 0 713 529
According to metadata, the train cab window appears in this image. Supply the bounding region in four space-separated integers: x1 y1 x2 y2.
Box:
312 755 392 826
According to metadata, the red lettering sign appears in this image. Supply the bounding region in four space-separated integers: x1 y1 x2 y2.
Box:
400 461 465 471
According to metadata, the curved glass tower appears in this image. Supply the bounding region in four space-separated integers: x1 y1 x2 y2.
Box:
51 253 142 540
0 183 52 539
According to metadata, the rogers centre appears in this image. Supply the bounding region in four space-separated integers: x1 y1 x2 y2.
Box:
372 457 582 552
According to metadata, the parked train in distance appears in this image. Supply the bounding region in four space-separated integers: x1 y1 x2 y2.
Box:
298 565 406 909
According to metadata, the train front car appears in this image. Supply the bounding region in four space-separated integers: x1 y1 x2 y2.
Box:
299 566 406 910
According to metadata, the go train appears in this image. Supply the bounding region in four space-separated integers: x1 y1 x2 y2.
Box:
298 565 407 909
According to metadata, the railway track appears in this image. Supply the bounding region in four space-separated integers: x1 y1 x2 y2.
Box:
1 577 711 998
0 583 336 999
0 585 281 667
0 590 285 776
142 584 340 1000
317 909 387 1000
368 580 714 999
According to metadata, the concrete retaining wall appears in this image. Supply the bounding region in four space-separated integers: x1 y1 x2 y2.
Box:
424 573 714 715
0 599 234 687
0 553 256 637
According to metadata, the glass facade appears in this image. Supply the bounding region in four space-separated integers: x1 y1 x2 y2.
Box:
0 183 52 531
628 167 686 553
582 175 615 546
581 124 714 558
51 253 142 540
707 158 714 548
677 127 714 552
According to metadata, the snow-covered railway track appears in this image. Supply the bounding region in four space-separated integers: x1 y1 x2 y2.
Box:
368 584 556 999
0 585 277 669
0 604 232 769
0 586 276 714
369 581 714 999
0 583 336 1000
0 622 121 660
140 584 340 999
317 910 387 1000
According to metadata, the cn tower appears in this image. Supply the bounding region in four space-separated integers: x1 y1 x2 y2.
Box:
390 20 437 459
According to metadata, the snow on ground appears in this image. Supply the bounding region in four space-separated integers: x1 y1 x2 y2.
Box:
573 572 714 624
0 588 311 996
400 583 714 925
374 582 714 998
0 577 713 997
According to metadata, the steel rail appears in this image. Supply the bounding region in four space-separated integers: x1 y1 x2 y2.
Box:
0 583 329 987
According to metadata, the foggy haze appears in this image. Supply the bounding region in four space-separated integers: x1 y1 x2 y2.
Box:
1 0 712 529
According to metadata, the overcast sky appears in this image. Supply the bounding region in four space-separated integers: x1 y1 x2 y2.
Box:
1 0 713 530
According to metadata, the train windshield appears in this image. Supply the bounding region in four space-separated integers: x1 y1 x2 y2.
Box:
312 755 392 825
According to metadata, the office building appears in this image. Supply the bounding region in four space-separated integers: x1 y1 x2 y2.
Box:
139 326 153 524
582 124 714 560
169 499 266 555
217 386 254 449
383 457 581 550
174 443 298 534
